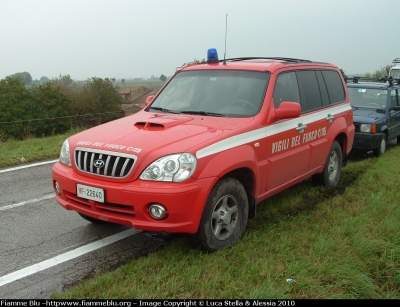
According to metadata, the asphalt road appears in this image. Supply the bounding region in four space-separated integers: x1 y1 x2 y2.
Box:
0 160 177 299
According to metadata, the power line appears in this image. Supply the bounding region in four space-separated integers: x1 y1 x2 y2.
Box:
0 110 124 124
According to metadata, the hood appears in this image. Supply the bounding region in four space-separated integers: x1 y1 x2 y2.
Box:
69 110 253 157
353 108 386 124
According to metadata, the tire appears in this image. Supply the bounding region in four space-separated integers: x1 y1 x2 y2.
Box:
373 134 386 157
190 177 249 252
78 212 108 224
312 140 342 188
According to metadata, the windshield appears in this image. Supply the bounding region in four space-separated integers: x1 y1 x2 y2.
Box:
347 87 387 109
390 68 400 79
148 70 270 117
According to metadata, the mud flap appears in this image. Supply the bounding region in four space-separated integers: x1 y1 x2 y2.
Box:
342 152 348 167
248 196 256 219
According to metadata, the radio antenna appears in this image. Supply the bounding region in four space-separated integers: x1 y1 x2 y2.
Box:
223 14 228 65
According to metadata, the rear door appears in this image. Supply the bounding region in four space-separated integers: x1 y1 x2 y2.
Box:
265 69 347 191
296 70 347 172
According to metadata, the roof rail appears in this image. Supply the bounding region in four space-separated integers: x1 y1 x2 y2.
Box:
176 56 313 70
346 76 387 83
346 76 400 86
223 57 312 63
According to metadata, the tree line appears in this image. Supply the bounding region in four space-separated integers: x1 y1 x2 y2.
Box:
0 75 124 141
341 64 392 79
1 63 392 142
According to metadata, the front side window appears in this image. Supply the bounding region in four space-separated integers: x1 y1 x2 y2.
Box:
273 72 300 108
148 70 270 117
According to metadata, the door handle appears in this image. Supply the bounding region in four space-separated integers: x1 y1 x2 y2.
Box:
296 123 307 133
326 114 334 123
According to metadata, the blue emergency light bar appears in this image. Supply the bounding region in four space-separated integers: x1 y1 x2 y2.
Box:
207 48 219 63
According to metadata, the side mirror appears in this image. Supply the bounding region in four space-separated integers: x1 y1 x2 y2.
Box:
145 95 155 106
274 101 301 120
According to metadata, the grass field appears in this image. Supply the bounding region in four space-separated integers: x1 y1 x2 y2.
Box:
0 129 82 168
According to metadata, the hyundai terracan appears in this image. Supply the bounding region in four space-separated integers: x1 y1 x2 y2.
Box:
52 49 355 251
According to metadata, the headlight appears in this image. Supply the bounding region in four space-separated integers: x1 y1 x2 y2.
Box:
360 124 372 133
140 153 197 182
59 138 71 166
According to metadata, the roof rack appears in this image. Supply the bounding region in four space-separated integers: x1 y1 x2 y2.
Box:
346 76 387 83
391 58 400 66
347 76 400 86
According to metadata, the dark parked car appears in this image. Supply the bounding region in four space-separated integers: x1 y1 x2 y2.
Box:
347 77 400 156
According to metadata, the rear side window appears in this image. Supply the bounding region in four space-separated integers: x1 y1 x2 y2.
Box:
316 71 330 106
297 70 322 112
274 69 346 113
321 70 346 105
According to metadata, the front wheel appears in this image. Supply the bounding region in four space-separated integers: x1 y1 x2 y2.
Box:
190 177 249 252
312 140 342 187
373 134 386 157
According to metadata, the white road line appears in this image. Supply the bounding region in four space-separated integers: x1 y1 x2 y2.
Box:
0 228 138 287
0 159 59 174
0 194 55 211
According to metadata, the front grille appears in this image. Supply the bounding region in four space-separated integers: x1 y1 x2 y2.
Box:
354 123 360 132
74 147 137 178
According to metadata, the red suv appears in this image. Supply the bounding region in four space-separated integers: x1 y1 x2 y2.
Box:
52 49 354 252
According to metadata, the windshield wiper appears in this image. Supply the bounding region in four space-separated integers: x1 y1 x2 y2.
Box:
180 110 226 117
149 106 178 114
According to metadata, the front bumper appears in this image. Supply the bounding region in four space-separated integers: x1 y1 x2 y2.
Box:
352 132 383 150
52 162 214 234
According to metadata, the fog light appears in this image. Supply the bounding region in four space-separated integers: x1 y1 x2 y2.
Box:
149 204 167 219
54 181 61 195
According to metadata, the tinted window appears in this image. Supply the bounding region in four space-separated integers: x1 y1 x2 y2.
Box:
273 72 300 108
297 70 322 112
315 71 330 107
321 70 345 104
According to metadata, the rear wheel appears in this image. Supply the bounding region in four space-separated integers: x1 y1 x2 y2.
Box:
312 140 342 187
190 177 249 252
373 134 386 157
78 212 108 224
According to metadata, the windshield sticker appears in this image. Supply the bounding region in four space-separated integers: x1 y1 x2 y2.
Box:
76 141 142 153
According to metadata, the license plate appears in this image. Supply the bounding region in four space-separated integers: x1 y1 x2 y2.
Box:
76 184 105 203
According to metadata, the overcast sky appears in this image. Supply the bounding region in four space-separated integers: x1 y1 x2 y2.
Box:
1 0 399 81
